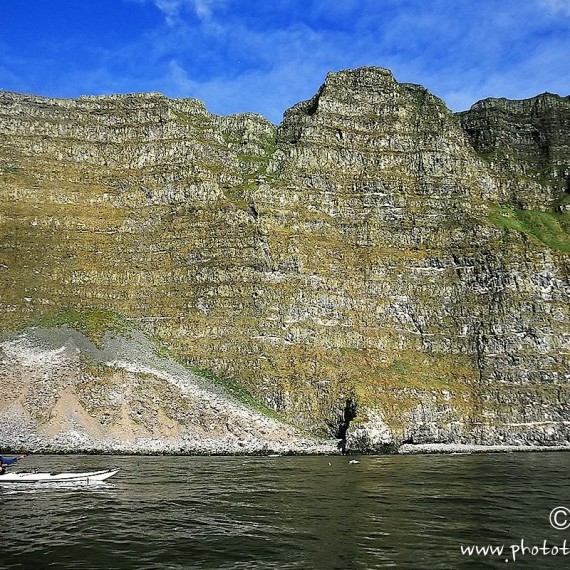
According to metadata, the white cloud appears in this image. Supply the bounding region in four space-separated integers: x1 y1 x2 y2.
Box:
13 0 567 122
190 0 225 20
168 59 195 90
137 1 569 121
147 0 225 25
154 0 181 25
165 54 333 123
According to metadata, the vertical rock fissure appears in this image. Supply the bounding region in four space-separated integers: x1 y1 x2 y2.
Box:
334 398 358 454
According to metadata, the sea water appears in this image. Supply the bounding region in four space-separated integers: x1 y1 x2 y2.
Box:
1 453 569 569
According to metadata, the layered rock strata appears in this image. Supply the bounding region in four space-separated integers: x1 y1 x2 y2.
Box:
0 67 568 452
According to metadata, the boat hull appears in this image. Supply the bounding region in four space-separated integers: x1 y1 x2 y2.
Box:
0 469 118 483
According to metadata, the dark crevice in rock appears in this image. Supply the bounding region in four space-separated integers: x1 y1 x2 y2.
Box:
305 95 320 117
329 399 357 454
247 203 259 219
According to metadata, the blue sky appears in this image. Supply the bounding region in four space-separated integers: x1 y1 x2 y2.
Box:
1 0 568 123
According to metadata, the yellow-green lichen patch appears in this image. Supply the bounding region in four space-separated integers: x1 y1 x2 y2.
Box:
489 205 570 253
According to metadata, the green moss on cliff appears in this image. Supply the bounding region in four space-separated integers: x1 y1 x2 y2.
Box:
489 205 570 253
152 342 292 425
31 309 130 345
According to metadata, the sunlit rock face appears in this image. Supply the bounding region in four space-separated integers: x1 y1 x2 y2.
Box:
1 67 569 452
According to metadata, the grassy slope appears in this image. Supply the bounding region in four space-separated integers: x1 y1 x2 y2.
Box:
489 202 570 253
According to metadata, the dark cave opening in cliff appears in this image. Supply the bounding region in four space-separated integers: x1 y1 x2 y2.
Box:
330 398 357 454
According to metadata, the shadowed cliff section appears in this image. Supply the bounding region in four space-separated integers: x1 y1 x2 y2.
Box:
459 93 570 207
0 67 569 452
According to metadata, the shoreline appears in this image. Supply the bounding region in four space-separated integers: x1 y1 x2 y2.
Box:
4 442 570 457
397 443 570 454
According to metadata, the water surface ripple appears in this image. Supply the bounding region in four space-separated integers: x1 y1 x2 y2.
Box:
1 453 569 569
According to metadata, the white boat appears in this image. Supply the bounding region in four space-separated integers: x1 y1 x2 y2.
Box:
0 468 118 484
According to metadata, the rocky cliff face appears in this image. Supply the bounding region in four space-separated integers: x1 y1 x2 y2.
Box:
1 67 569 453
459 93 570 208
